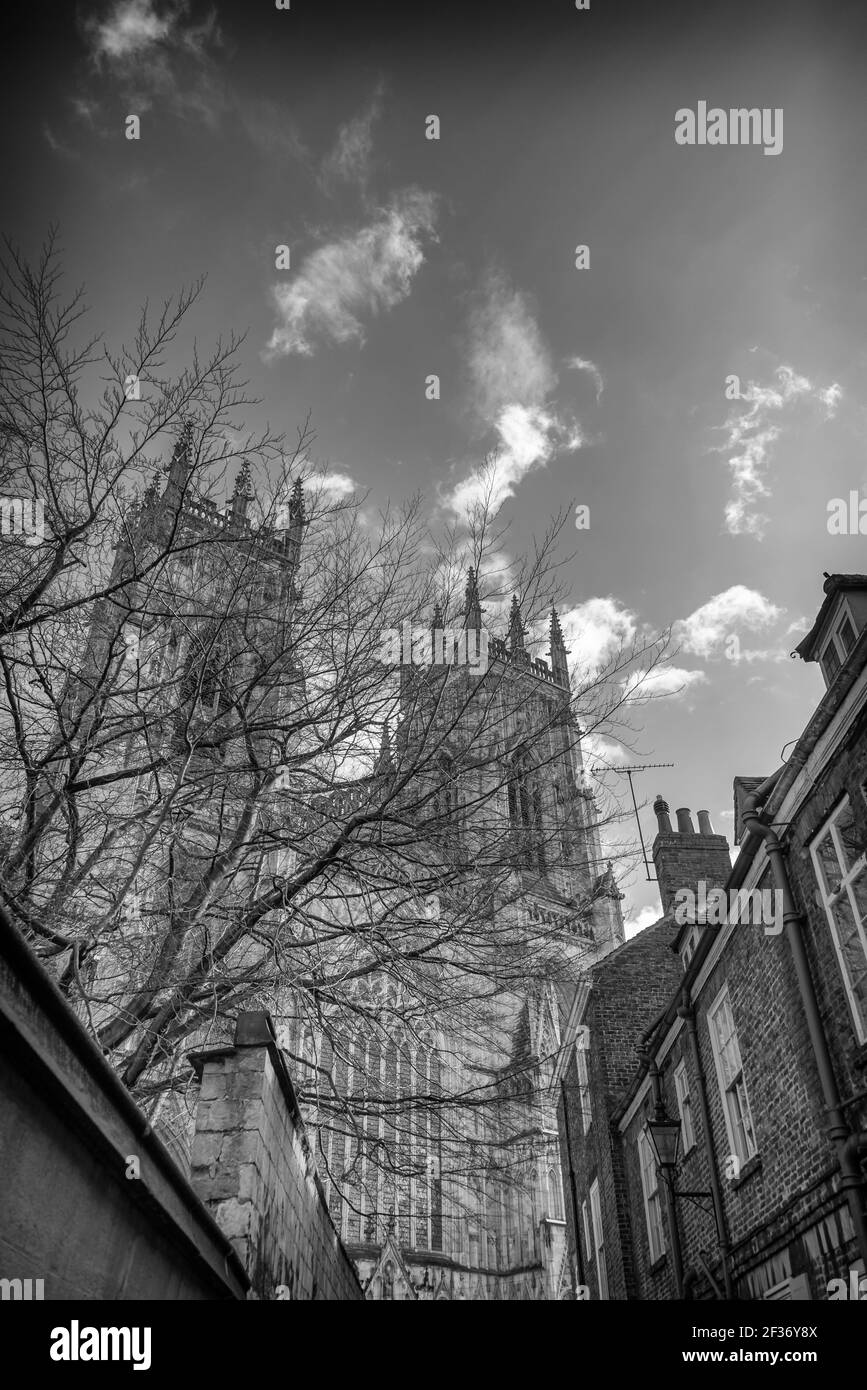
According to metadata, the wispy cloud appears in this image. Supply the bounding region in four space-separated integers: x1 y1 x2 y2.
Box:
264 188 438 359
712 364 843 539
82 0 224 122
442 273 585 515
43 125 80 159
622 665 708 702
320 85 384 196
565 354 604 402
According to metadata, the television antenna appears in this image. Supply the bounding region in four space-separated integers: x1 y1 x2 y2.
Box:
590 763 675 882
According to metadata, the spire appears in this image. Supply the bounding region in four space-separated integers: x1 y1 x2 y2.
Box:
374 721 394 778
163 418 195 510
549 606 570 686
431 601 444 656
464 568 482 632
508 595 526 655
230 461 254 525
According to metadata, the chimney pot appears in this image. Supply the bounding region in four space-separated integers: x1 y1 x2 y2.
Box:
653 795 673 834
697 809 714 836
676 808 695 835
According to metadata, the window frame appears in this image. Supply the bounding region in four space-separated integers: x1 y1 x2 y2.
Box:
820 599 859 683
673 1058 696 1154
575 1040 592 1135
810 796 867 1043
637 1127 667 1263
581 1200 592 1265
589 1178 608 1299
707 984 758 1167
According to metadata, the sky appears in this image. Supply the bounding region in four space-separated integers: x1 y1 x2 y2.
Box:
5 0 867 933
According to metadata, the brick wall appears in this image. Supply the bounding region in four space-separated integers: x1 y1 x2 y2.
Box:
190 1012 363 1301
557 919 682 1300
617 718 867 1301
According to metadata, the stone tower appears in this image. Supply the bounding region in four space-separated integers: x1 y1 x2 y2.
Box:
294 579 625 1299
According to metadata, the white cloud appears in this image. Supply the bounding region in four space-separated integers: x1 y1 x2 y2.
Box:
819 382 843 419
89 0 172 60
674 586 783 659
713 365 842 539
265 189 437 359
580 732 631 771
565 355 604 402
316 472 357 500
445 403 583 515
441 273 585 516
625 903 659 939
557 597 638 673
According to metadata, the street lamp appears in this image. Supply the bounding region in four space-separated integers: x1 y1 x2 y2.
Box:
645 1111 682 1174
645 1102 728 1296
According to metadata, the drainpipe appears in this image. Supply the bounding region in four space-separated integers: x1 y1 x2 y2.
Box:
645 1052 685 1296
560 1076 586 1293
743 772 867 1266
679 997 734 1299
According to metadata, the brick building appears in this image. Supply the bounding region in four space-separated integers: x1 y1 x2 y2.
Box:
555 572 867 1300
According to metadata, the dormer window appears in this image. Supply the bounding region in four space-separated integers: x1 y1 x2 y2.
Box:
794 579 867 689
819 604 858 686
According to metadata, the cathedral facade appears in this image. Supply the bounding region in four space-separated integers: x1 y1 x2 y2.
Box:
281 581 626 1300
50 438 625 1300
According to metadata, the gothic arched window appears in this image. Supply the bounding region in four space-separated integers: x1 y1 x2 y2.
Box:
508 747 546 871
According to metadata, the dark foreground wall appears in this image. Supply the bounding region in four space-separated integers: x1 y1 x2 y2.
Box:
0 910 359 1299
0 909 248 1299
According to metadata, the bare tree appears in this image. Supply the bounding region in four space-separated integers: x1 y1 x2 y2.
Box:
0 241 673 1253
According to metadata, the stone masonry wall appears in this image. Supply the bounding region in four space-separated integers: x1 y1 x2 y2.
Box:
190 1012 363 1301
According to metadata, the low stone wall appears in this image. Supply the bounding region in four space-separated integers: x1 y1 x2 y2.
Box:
0 910 360 1300
190 1013 363 1301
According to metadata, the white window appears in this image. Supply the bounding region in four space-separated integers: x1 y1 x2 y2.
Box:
708 986 758 1166
638 1128 667 1262
820 605 859 684
547 1166 564 1221
674 1059 696 1153
575 1042 592 1134
581 1200 592 1264
681 924 702 970
589 1179 608 1299
811 798 867 1043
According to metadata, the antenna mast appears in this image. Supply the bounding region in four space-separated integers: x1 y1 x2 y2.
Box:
590 762 675 882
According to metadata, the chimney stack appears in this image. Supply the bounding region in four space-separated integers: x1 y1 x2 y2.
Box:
652 795 731 917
